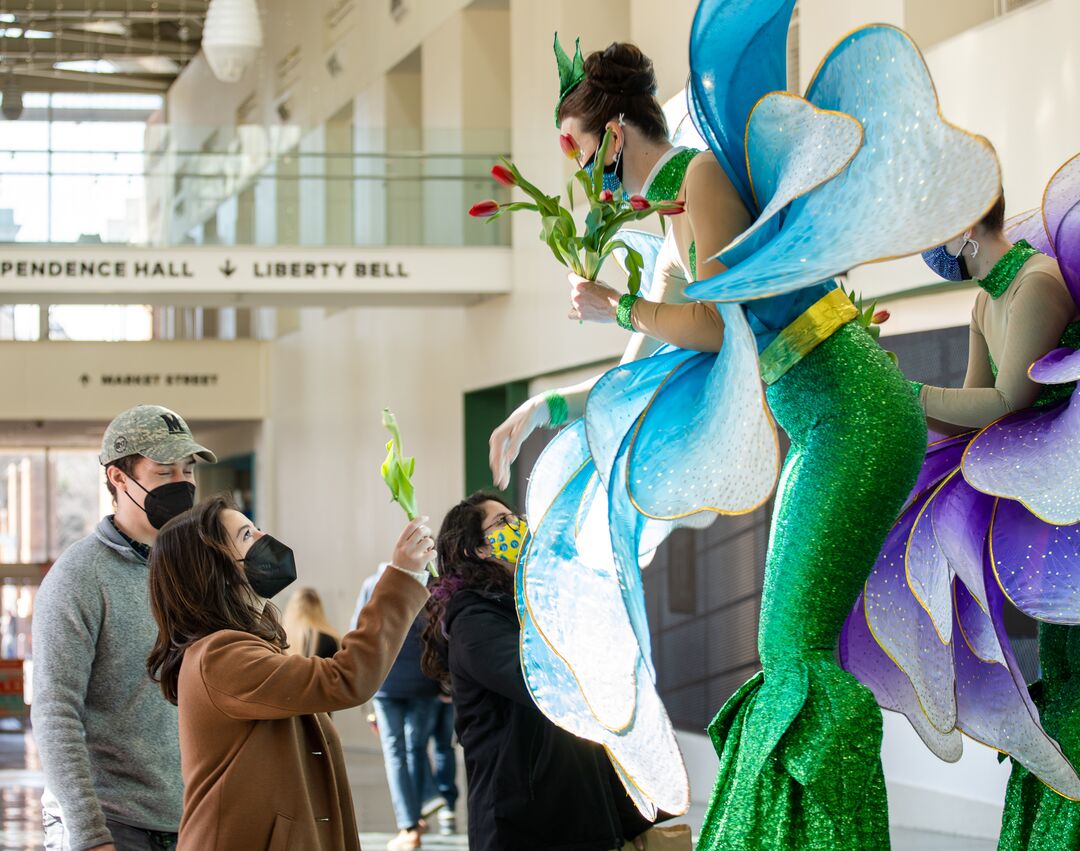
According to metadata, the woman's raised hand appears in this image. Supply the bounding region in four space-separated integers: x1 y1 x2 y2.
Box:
489 395 548 490
392 516 436 573
567 272 620 323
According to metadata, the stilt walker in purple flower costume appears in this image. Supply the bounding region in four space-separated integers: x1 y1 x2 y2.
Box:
489 2 1010 846
840 151 1080 850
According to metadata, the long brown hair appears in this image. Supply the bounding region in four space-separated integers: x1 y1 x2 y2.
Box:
147 494 287 704
557 42 668 141
281 587 340 656
420 492 516 687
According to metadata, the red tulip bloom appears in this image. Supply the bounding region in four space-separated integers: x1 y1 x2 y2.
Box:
657 200 686 216
469 199 500 218
599 189 614 203
629 195 650 211
872 309 890 324
491 164 516 187
559 133 581 161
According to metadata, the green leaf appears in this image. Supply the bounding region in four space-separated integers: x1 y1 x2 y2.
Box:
624 247 644 296
593 127 612 196
380 408 437 576
585 206 604 240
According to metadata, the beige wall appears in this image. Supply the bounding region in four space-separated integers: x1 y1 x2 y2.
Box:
904 0 996 51
0 341 266 420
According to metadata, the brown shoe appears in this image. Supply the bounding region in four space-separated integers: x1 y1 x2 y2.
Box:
386 829 421 850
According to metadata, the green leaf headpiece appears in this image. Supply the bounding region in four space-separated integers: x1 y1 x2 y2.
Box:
554 32 586 127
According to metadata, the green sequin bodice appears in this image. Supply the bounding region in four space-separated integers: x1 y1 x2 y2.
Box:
644 148 700 279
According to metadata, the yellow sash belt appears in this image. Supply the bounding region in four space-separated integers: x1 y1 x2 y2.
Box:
758 288 858 385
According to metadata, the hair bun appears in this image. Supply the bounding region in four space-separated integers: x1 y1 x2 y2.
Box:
584 42 657 97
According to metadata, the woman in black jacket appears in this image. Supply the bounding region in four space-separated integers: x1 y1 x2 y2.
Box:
421 492 652 851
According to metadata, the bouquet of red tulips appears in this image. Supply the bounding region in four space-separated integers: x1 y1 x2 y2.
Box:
469 128 685 295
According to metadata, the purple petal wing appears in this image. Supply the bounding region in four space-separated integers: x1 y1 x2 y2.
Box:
952 566 1080 798
1043 152 1080 310
840 591 963 762
1030 347 1080 385
864 495 957 734
1005 207 1054 256
989 498 1080 624
931 472 995 610
963 395 1080 526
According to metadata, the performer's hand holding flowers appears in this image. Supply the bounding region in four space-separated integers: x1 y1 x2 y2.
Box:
468 127 684 296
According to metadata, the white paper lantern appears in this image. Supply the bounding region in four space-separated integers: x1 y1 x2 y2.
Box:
201 0 263 84
2 74 23 121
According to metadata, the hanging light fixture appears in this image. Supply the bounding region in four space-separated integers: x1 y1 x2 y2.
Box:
201 0 263 84
2 72 23 121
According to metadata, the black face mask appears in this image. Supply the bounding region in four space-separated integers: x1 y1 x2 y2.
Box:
126 478 196 530
243 535 297 599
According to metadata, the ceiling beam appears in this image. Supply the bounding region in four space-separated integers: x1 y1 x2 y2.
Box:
0 30 199 56
1 1 207 16
9 66 171 91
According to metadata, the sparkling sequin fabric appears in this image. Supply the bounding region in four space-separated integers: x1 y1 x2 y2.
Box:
999 624 1080 850
840 155 1080 831
980 239 1041 299
698 322 927 850
517 157 779 818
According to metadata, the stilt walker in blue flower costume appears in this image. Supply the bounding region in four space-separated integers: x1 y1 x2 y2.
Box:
838 151 1080 851
489 2 1004 845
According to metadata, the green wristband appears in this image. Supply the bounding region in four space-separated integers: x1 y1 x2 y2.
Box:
616 293 639 332
908 380 924 397
544 392 569 428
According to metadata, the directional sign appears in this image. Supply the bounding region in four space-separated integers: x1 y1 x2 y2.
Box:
0 245 512 307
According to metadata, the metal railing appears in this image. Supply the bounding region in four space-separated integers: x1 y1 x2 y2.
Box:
0 124 512 248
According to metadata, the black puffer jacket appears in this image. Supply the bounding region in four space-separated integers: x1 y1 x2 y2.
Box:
445 588 652 851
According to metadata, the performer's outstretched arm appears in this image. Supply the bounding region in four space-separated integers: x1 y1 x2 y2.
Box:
919 270 1075 429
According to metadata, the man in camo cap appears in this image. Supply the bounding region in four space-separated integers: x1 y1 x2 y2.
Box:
32 405 215 851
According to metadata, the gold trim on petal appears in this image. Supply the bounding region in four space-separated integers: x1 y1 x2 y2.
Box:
736 89 864 250
1041 151 1080 256
624 351 780 522
904 472 957 647
518 458 639 735
758 288 858 385
861 580 958 736
952 581 1004 667
688 23 1003 306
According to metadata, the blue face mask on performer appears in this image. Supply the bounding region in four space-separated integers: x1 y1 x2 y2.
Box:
921 238 976 282
583 154 625 198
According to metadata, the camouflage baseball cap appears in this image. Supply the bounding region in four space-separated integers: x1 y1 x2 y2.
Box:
100 405 217 467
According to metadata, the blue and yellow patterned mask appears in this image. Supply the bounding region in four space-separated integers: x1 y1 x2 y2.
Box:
486 517 528 565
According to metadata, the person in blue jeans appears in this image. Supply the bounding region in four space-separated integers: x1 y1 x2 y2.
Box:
355 564 446 850
424 695 459 835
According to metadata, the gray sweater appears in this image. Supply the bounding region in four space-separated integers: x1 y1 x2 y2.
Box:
31 516 182 851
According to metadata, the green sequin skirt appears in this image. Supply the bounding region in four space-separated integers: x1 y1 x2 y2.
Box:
697 321 927 850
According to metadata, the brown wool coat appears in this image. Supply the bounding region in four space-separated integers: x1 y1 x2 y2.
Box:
175 568 429 851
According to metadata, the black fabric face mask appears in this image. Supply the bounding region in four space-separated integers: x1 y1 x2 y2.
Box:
127 479 196 530
242 535 298 599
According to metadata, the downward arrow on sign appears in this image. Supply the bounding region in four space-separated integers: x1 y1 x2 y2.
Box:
220 260 236 277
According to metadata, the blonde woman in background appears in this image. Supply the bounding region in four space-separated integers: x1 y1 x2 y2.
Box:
283 587 341 659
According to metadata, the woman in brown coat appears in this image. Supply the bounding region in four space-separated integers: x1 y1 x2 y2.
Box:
147 495 433 851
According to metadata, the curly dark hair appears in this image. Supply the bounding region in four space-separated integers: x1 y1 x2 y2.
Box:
557 41 668 142
147 494 287 704
420 492 517 686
